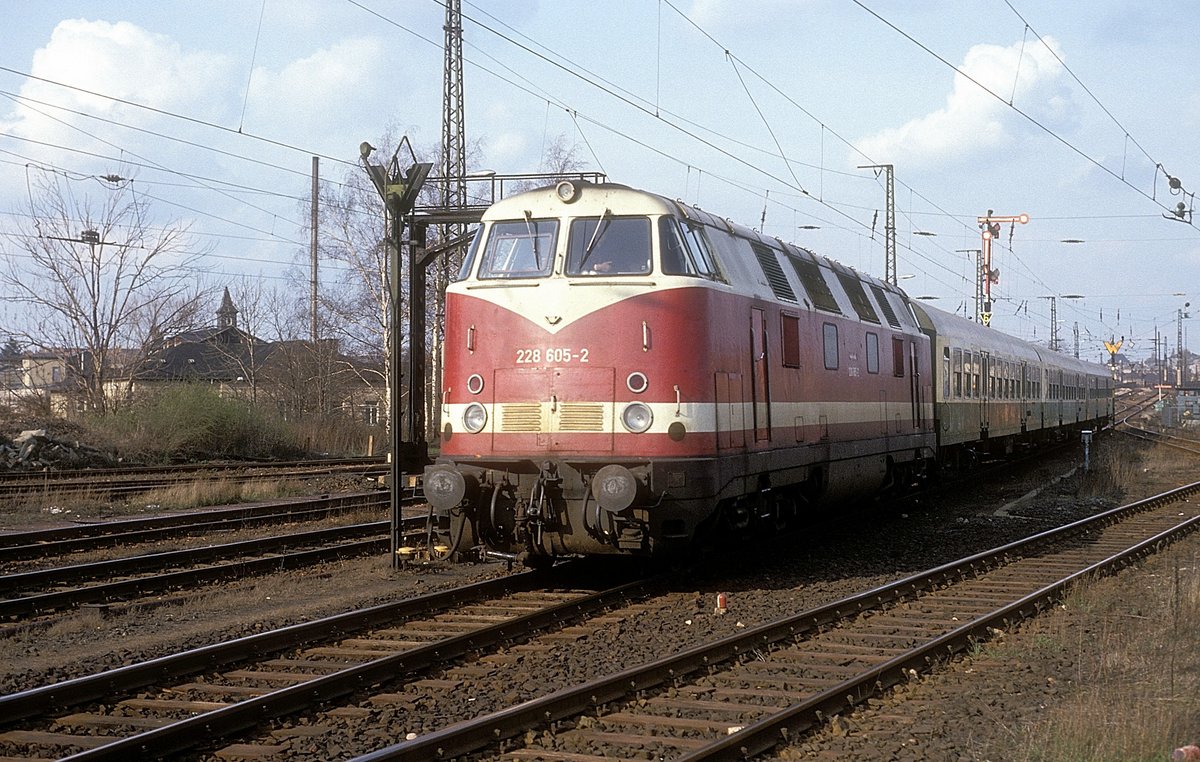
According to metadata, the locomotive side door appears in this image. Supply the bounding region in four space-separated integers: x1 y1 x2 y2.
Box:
715 372 746 450
750 308 771 442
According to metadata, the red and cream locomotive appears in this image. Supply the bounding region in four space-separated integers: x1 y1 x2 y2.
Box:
423 181 1113 564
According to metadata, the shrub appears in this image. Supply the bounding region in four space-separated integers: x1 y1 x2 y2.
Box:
93 384 304 461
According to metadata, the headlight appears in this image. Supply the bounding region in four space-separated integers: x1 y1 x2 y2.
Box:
462 402 488 433
555 180 580 203
620 402 653 433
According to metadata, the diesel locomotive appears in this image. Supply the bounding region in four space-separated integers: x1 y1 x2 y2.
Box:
422 181 1113 564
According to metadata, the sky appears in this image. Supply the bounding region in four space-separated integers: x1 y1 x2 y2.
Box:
1 0 1197 364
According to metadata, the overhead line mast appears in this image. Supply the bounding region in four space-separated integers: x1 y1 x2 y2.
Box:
435 0 467 441
859 164 896 285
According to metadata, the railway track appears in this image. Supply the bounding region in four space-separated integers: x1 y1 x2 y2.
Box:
357 480 1200 762
0 520 400 619
0 491 389 563
0 458 390 501
1118 424 1200 455
0 492 447 620
0 476 1196 759
0 566 655 760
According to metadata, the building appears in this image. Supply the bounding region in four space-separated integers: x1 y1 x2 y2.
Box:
129 289 385 423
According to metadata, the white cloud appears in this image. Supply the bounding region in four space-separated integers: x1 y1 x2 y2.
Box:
853 36 1073 170
243 37 388 142
485 130 530 168
11 19 233 131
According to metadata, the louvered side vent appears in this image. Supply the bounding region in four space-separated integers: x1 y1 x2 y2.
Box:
836 271 880 323
871 284 902 328
788 255 842 313
750 243 797 302
501 403 543 432
558 403 605 432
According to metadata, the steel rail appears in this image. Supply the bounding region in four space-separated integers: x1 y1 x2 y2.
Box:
0 520 390 595
0 463 389 499
0 501 391 564
683 514 1200 761
0 571 549 724
352 479 1200 762
0 491 388 551
0 456 387 484
0 520 417 618
56 575 654 761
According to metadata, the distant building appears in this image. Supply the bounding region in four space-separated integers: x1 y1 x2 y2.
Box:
125 288 385 424
1 351 71 413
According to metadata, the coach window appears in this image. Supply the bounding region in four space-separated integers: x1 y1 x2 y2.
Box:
823 323 839 370
566 215 652 275
942 347 951 398
892 337 905 377
953 348 963 397
781 313 801 368
866 332 880 374
478 218 558 279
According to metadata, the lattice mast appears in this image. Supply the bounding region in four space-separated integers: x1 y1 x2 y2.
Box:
432 0 467 438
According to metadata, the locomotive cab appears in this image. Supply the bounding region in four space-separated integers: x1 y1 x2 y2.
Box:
426 181 727 564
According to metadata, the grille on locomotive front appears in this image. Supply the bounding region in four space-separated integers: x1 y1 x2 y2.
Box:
558 403 605 432
498 402 608 433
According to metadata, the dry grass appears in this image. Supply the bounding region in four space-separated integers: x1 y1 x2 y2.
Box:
996 545 1200 761
1077 441 1142 498
136 477 308 510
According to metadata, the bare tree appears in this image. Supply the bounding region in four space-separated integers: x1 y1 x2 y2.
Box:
541 133 587 176
0 171 207 415
314 146 399 432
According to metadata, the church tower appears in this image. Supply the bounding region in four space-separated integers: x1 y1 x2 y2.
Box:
216 287 239 329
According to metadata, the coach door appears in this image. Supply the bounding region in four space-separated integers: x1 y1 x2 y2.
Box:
908 340 922 429
980 351 991 438
750 308 771 442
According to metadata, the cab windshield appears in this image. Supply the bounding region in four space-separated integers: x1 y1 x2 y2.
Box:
565 215 651 276
477 218 557 279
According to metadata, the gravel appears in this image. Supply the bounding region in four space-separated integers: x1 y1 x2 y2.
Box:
3 432 1192 761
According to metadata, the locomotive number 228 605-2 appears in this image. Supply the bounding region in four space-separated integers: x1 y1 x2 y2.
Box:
515 347 591 364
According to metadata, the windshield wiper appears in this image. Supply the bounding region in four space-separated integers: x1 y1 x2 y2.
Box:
580 208 611 269
523 210 542 268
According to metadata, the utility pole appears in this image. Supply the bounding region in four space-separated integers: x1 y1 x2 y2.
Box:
859 164 896 285
1180 302 1191 386
1073 321 1080 359
976 210 1029 327
310 156 319 344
